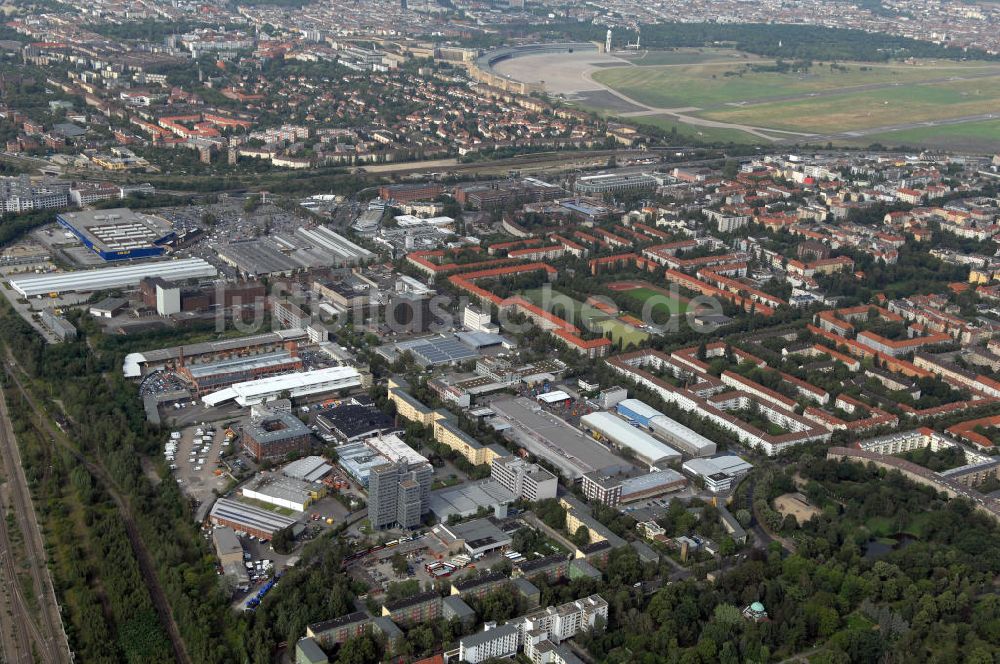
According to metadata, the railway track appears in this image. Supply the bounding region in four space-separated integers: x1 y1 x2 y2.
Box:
3 354 191 664
0 384 71 663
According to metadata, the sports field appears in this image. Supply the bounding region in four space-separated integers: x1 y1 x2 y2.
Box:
608 281 691 321
521 287 649 346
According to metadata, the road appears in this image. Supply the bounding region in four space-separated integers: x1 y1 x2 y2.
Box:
3 352 193 664
0 383 72 663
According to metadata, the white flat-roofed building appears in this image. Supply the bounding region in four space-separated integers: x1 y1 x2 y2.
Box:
579 411 681 468
491 455 558 502
202 366 362 407
367 432 429 467
9 258 217 298
459 623 519 664
682 455 753 493
648 415 717 457
242 473 320 511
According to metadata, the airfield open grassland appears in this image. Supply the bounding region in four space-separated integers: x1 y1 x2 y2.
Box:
858 119 1000 151
698 76 1000 133
591 60 1000 110
613 47 763 66
628 114 766 144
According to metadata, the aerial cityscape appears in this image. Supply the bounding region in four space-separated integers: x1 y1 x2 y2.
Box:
0 0 999 662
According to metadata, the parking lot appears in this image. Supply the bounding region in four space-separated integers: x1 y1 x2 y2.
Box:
168 424 234 505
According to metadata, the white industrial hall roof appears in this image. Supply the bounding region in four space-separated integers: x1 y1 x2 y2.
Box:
9 258 217 297
202 366 362 407
580 411 681 467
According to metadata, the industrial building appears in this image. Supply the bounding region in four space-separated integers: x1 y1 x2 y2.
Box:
122 329 306 378
386 292 436 333
376 334 483 368
10 257 218 298
616 399 717 457
574 173 658 194
337 433 431 530
56 208 175 261
336 433 429 487
241 472 323 511
40 309 77 341
489 397 628 481
281 456 333 483
208 498 297 540
242 412 315 460
579 411 682 468
217 227 374 277
178 350 304 395
428 481 515 521
295 225 374 265
212 526 250 592
434 517 513 558
201 366 364 407
682 455 753 493
315 399 396 443
581 469 687 507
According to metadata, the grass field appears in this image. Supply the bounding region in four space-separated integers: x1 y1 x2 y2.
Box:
521 287 649 346
630 114 767 143
585 54 1000 149
854 118 1000 151
699 76 1000 133
593 319 649 347
623 287 690 315
591 60 1000 109
608 283 691 322
614 48 761 67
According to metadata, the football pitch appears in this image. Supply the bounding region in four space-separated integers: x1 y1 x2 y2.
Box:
607 282 691 320
520 287 650 346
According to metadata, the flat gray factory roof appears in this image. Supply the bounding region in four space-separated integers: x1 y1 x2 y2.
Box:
218 239 299 276
185 350 295 378
124 329 308 377
209 498 297 533
429 480 515 519
490 397 628 480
